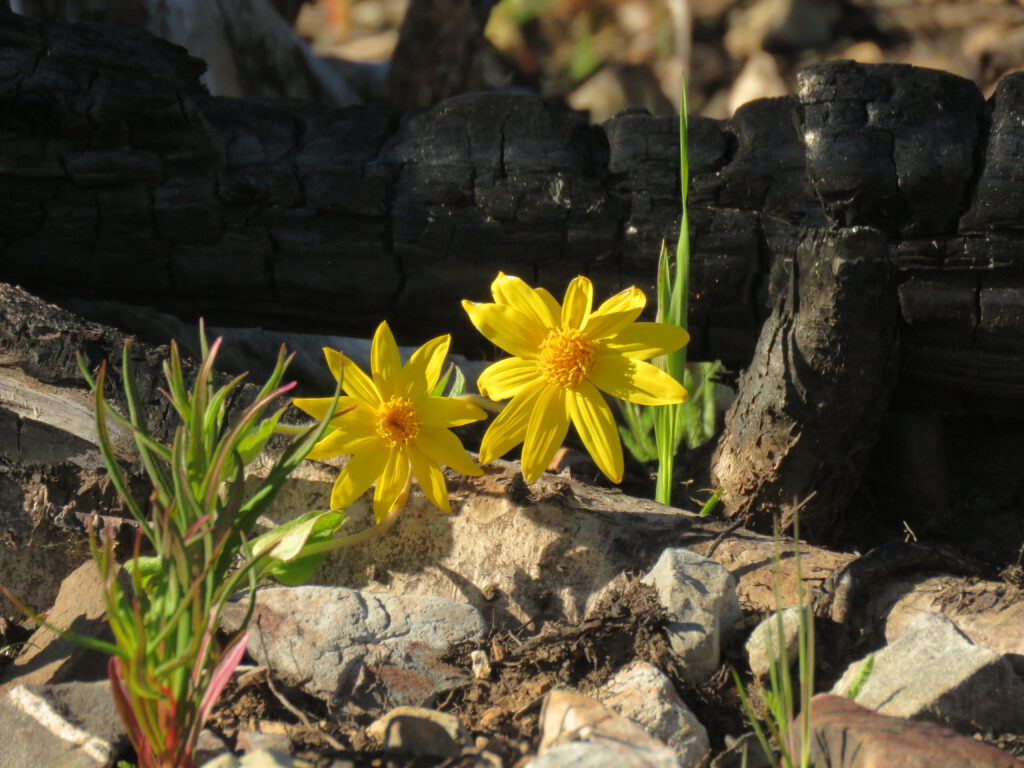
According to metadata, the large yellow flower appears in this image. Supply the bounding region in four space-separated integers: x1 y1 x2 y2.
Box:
463 273 689 484
293 322 486 522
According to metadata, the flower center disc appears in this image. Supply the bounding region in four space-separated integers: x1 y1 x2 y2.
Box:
539 328 593 388
375 397 421 446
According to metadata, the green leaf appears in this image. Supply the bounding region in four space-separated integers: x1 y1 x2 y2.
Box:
123 556 163 595
237 407 286 465
431 364 452 397
252 510 347 586
448 365 467 397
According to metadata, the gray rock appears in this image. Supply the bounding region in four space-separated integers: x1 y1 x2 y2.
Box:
250 459 722 630
533 689 679 768
366 705 469 758
641 548 741 684
221 586 487 711
200 750 318 768
0 681 126 768
595 661 710 767
832 612 1024 733
745 606 806 680
523 741 679 768
0 560 120 694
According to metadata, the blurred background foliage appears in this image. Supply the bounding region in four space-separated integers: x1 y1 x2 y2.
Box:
296 0 1024 121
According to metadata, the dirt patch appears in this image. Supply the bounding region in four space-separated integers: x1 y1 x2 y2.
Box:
202 577 755 766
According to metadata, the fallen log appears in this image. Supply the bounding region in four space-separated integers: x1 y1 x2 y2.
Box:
2 9 1024 412
710 227 900 537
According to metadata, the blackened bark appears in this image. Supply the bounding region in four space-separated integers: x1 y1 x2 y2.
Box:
710 228 899 539
1 10 1024 412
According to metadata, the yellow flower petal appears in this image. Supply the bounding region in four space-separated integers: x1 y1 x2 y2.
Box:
371 321 402 396
292 395 361 422
589 354 688 406
567 382 623 483
492 273 558 329
307 428 377 460
462 300 545 360
338 354 381 406
584 286 646 340
329 446 388 509
601 322 690 360
419 396 487 428
477 357 539 400
416 427 483 477
478 379 546 463
535 287 562 321
408 446 450 513
521 383 570 483
403 334 450 395
373 446 412 522
324 347 344 381
561 275 593 330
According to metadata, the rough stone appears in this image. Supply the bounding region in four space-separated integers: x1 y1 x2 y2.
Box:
0 560 119 693
745 606 805 680
796 694 1024 768
523 741 680 768
220 586 487 711
533 688 679 768
832 612 1024 734
251 458 723 630
200 750 318 768
594 660 710 767
366 706 469 758
0 681 126 768
235 722 293 756
641 547 741 684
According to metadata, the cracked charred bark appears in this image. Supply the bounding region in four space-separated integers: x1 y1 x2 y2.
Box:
2 9 1024 415
4 9 1024 539
710 227 899 539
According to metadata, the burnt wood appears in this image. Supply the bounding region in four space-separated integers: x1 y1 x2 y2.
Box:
711 227 900 536
1 9 1024 412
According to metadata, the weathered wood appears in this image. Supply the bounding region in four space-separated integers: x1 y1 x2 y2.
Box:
2 10 1024 409
710 227 900 538
387 0 497 108
8 0 359 103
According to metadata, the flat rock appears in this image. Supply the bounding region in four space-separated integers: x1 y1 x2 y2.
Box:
532 688 679 768
594 660 710 767
251 458 731 629
200 750 319 768
367 705 470 758
0 560 118 693
220 586 487 711
0 680 126 768
641 547 741 684
745 606 805 680
797 694 1024 768
832 612 1024 734
523 740 679 768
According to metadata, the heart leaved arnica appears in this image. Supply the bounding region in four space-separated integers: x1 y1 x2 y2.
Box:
463 273 689 484
293 322 486 522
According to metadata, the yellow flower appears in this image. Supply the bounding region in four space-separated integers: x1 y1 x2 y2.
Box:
293 322 486 522
463 273 689 484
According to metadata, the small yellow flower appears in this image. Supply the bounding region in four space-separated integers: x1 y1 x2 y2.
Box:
293 322 486 521
463 273 689 484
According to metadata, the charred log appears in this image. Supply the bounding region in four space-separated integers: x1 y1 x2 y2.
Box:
710 227 900 538
1 11 1024 413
